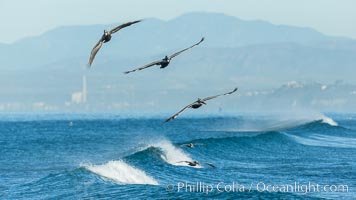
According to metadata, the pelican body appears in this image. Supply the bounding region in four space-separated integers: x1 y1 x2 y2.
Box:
177 161 216 168
180 143 204 148
165 88 238 122
191 98 207 109
160 56 171 68
102 30 112 43
124 37 204 74
187 161 199 167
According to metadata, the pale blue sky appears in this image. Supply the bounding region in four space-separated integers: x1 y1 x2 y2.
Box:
0 0 355 43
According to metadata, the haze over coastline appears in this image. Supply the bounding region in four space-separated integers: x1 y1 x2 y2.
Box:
0 12 355 113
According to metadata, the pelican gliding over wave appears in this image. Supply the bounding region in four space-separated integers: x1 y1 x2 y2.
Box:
165 88 238 122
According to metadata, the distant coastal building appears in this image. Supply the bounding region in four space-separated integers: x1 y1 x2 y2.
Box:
71 75 87 104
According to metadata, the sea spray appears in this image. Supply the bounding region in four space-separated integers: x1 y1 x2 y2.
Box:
133 139 202 168
285 133 356 148
84 160 158 185
149 140 201 167
208 112 338 132
319 115 338 126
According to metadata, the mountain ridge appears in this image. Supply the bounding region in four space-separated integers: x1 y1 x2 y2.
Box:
0 12 355 112
1 12 355 69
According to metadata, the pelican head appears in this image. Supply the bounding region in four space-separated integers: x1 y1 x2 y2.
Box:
164 55 170 62
197 98 206 104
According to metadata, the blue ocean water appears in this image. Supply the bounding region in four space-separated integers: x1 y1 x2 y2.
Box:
0 113 355 199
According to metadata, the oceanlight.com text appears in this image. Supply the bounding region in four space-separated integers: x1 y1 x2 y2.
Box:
165 181 349 194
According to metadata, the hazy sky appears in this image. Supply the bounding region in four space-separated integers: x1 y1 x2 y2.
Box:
0 0 355 43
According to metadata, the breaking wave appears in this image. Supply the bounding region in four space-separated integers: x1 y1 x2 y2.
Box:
136 140 200 168
83 160 158 185
285 134 356 149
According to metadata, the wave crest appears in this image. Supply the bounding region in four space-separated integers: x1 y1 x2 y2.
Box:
147 140 198 167
205 113 338 133
285 134 356 149
83 160 158 185
320 115 338 126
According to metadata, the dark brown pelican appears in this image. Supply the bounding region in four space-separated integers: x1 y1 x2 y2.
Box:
124 37 204 74
180 143 204 148
177 161 216 168
88 20 142 67
165 88 238 122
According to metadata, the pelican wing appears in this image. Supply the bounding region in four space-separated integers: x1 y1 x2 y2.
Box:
165 101 197 122
177 161 190 164
169 37 205 59
124 60 162 74
180 143 191 147
88 39 104 67
109 20 142 34
202 88 238 102
202 162 216 168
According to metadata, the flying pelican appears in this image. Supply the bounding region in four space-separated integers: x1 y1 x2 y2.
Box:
165 88 238 122
124 37 204 74
180 143 204 148
177 161 216 168
88 20 142 67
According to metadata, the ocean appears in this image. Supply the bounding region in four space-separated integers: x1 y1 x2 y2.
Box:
0 113 355 199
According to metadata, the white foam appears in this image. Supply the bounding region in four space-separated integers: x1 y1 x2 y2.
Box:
208 112 338 133
320 115 338 126
148 140 200 168
84 160 158 185
256 112 338 130
286 134 356 148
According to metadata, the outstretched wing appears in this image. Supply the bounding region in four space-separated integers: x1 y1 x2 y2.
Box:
177 161 190 164
165 102 197 122
109 20 142 34
202 88 238 102
124 60 162 74
88 39 104 67
202 162 216 168
169 37 205 59
180 144 189 147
